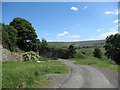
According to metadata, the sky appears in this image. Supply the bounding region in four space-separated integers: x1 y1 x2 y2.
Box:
2 2 119 42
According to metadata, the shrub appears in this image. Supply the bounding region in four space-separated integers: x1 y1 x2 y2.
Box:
93 48 102 58
74 51 86 59
23 51 40 61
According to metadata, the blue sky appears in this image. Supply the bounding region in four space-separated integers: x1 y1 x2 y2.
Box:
2 2 119 42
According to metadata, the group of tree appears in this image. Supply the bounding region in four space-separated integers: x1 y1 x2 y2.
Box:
2 18 40 52
104 34 120 65
2 17 76 59
39 44 76 59
93 34 120 65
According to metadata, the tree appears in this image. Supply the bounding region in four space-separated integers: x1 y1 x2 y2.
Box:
41 39 48 48
9 17 38 51
104 34 120 65
39 39 48 55
93 47 102 58
2 24 18 51
68 45 76 58
32 39 41 52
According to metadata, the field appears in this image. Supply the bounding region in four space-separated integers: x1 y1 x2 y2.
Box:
71 47 118 71
48 40 105 48
2 60 69 88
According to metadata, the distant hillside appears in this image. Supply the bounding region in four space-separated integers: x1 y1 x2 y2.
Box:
48 40 105 48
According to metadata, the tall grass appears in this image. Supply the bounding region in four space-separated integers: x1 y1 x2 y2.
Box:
2 60 69 88
72 48 118 71
72 56 118 71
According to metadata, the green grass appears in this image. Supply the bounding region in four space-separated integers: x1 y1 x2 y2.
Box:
2 60 69 88
71 47 118 71
71 56 118 71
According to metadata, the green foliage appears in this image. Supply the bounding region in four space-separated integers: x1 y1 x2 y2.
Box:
39 43 76 59
23 51 40 61
74 51 86 59
72 56 118 71
23 51 39 61
68 45 76 58
104 34 120 65
23 51 51 61
39 39 48 55
60 49 70 59
2 61 69 88
59 45 76 59
41 39 48 48
10 17 39 51
75 48 94 57
32 39 41 52
2 18 41 52
93 48 102 58
2 24 18 52
72 47 118 71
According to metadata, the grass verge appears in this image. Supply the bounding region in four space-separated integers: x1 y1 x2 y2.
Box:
71 57 118 71
2 60 69 88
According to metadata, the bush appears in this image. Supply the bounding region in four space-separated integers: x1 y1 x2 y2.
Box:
93 48 102 58
74 51 86 59
23 51 51 61
23 51 40 61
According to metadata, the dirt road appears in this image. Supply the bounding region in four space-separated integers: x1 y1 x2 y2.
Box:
55 59 118 88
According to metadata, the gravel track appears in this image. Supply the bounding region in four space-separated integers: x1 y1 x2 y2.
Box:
45 59 118 88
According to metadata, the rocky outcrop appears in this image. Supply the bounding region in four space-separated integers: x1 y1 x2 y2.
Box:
1 45 23 61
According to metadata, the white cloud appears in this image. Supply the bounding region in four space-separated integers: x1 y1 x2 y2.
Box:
71 6 78 11
113 20 118 23
57 33 65 36
100 28 118 39
57 31 80 41
63 31 69 34
57 31 69 37
105 11 115 14
68 35 80 38
113 19 120 23
105 9 120 15
113 19 120 27
85 28 118 41
84 6 88 9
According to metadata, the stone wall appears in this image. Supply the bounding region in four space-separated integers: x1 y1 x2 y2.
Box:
1 45 23 61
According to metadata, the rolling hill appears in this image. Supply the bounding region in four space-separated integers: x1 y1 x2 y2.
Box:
48 40 105 48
